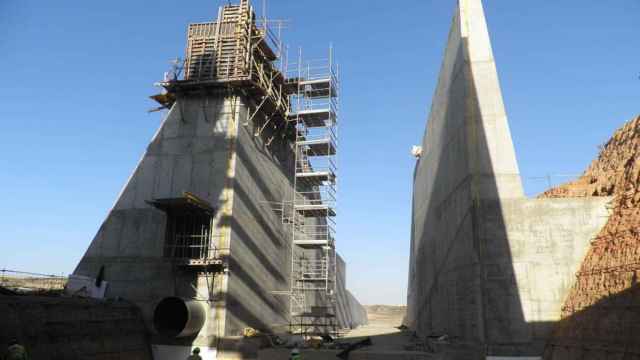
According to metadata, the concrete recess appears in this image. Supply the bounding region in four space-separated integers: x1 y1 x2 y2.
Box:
406 0 611 358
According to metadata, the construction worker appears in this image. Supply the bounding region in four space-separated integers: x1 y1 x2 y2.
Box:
6 339 28 360
290 347 301 360
187 347 202 360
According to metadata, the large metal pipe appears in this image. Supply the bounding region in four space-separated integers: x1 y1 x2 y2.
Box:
153 297 206 337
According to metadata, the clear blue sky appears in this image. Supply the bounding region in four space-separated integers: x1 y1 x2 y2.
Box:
0 1 638 305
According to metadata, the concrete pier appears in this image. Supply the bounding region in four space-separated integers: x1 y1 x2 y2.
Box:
74 92 365 359
406 0 610 358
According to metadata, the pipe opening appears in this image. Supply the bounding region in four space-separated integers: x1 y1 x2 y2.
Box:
153 297 205 337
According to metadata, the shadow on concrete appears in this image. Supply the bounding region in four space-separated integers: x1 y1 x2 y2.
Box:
232 154 286 249
211 95 293 350
542 283 640 360
408 35 532 358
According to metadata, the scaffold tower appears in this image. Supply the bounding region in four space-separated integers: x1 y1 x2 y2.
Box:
151 0 342 335
150 0 292 302
287 47 340 336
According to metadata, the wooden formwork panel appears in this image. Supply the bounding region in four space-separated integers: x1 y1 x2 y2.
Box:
184 8 251 81
179 0 289 123
185 22 217 80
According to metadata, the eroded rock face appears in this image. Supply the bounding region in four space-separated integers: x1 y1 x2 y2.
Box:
543 115 640 359
542 115 640 199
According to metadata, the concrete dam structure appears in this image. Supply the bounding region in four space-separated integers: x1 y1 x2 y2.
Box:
406 0 611 358
72 1 366 359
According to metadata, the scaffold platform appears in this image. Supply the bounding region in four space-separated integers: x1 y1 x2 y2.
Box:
293 239 334 248
294 203 336 217
295 170 335 185
288 108 336 127
297 138 336 156
299 78 336 98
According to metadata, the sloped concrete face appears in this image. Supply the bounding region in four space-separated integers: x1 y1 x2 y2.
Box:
335 254 368 329
223 97 293 338
74 93 296 356
74 91 367 359
75 94 239 354
406 0 610 358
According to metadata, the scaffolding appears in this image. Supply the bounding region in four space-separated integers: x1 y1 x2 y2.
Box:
151 0 291 274
153 0 292 143
152 0 341 335
287 47 340 336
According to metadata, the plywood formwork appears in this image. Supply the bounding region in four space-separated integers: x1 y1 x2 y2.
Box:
156 0 291 142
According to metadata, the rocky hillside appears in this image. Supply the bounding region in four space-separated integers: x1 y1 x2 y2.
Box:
542 116 640 198
542 115 640 359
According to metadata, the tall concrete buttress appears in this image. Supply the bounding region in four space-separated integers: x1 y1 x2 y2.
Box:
74 93 291 359
407 0 611 358
72 2 366 358
74 92 365 359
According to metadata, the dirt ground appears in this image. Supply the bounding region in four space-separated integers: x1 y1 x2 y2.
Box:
343 305 408 350
258 305 438 359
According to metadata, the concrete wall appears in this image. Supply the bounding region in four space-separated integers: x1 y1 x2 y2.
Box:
74 93 271 359
346 290 368 328
224 97 293 336
74 94 235 355
74 91 366 359
335 254 368 329
0 295 151 360
406 0 610 358
478 198 609 355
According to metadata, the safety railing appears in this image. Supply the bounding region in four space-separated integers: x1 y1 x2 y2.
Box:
295 158 337 177
287 58 338 84
294 189 336 209
292 257 335 291
293 224 336 242
164 235 226 262
291 94 338 117
297 125 337 145
294 259 329 278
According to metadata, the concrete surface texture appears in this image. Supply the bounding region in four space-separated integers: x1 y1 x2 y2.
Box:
0 294 151 360
406 0 611 358
335 254 369 329
73 92 365 359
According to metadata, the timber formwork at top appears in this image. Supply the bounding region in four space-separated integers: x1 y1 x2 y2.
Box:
159 0 292 135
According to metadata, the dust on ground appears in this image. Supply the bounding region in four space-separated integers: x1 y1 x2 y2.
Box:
343 305 408 351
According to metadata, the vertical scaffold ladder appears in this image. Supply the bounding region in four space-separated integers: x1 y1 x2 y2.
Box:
288 46 340 336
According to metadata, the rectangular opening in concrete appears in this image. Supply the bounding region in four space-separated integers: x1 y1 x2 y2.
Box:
165 212 212 259
148 194 215 260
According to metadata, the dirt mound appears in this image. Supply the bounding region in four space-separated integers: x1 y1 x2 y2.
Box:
542 115 640 359
541 115 640 199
